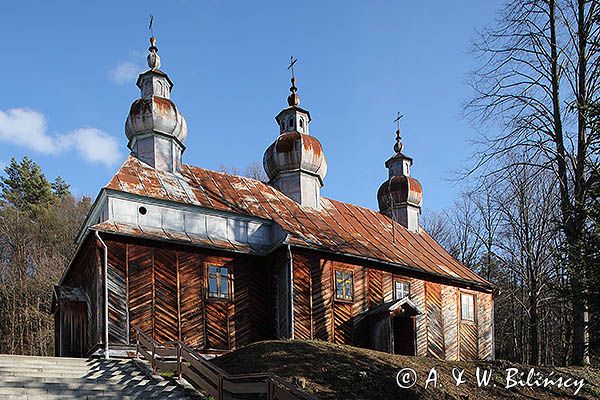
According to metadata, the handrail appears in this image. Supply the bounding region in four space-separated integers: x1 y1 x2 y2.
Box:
132 325 316 400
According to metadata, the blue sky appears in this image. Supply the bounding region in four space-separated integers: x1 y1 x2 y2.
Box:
0 1 502 214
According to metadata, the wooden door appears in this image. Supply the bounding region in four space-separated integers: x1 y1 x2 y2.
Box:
393 316 416 356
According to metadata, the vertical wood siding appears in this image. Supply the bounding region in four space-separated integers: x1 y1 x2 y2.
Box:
425 282 445 359
64 237 100 352
274 252 290 339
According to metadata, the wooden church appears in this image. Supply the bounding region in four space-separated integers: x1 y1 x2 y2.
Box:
53 36 494 361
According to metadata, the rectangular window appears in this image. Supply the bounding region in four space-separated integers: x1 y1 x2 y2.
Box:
394 280 410 300
335 270 353 301
208 265 230 299
460 293 475 321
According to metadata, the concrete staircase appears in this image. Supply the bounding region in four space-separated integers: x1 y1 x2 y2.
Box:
0 354 195 399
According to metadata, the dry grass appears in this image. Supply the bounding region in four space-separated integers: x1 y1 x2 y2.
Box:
211 340 600 399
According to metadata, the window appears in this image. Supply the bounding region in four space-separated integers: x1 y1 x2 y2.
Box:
299 118 304 129
289 117 294 128
207 265 230 299
394 280 410 300
335 270 353 301
460 293 475 321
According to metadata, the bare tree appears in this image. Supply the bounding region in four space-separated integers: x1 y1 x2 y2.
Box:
465 0 599 364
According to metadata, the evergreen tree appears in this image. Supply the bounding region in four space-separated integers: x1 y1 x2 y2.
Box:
51 176 71 199
0 157 53 210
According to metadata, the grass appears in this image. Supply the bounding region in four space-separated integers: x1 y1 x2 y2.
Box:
211 340 600 399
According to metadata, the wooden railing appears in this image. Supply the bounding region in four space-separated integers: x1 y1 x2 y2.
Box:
132 326 316 400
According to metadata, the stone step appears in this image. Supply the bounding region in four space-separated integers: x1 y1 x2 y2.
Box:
0 354 195 399
0 395 187 400
0 375 154 387
0 364 138 373
0 357 130 367
0 386 186 395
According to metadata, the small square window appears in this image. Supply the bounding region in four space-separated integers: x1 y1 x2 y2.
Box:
207 265 230 299
394 280 410 300
461 293 475 322
335 270 353 301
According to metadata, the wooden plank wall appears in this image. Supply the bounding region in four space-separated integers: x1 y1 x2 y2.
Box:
107 241 128 344
425 282 445 359
311 259 332 342
154 249 178 343
274 251 290 339
128 244 154 339
442 285 459 360
367 269 383 308
179 252 203 347
477 292 494 360
94 236 494 360
459 289 479 361
410 279 428 357
292 253 312 340
64 237 100 353
103 237 272 351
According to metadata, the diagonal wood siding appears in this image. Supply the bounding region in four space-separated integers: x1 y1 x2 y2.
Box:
367 269 383 307
411 279 427 357
107 241 128 344
128 244 154 340
477 292 494 360
312 259 332 341
426 282 445 360
460 322 478 360
154 249 178 343
442 285 458 360
179 252 204 347
205 301 230 350
293 254 312 340
70 235 493 361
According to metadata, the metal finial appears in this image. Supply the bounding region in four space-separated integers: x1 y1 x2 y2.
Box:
147 15 161 70
287 56 300 106
393 112 404 153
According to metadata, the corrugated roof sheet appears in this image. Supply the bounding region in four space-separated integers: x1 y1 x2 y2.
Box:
103 156 491 288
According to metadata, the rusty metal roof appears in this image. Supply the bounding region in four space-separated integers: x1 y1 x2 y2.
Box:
102 156 492 289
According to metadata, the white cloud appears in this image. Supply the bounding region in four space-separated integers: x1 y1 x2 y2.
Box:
109 62 142 85
0 108 121 167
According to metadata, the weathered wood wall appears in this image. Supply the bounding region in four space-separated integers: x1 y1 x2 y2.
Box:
104 236 273 351
61 235 493 361
62 236 101 354
289 250 494 361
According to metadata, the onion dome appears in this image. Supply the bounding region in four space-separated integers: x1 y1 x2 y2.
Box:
125 95 188 144
125 37 188 147
263 67 327 209
263 131 327 184
377 175 423 212
377 118 423 231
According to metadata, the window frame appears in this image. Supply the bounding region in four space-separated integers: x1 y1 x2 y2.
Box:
333 268 354 303
393 279 411 301
460 292 476 322
205 262 232 301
